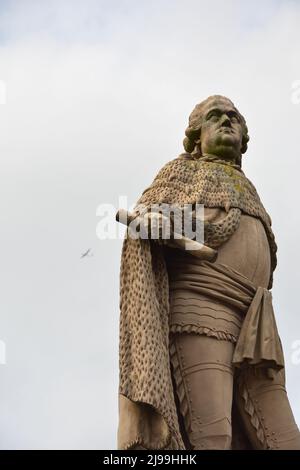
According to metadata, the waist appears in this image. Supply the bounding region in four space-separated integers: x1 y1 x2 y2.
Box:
166 258 259 316
165 259 284 372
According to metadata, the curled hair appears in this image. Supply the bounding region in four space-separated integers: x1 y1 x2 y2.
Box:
183 95 249 161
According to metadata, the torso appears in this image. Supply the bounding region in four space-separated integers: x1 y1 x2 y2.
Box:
163 208 271 342
203 208 271 288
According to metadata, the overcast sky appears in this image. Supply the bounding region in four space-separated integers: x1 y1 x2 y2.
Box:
0 0 300 449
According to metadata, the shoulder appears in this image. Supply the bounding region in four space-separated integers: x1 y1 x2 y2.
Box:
135 154 192 206
157 153 191 173
143 153 192 188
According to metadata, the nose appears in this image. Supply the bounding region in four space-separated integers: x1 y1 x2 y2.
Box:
220 114 231 126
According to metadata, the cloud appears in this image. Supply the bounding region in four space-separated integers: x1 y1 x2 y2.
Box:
0 0 299 449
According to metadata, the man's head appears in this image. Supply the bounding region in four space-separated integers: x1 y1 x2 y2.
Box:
183 95 249 166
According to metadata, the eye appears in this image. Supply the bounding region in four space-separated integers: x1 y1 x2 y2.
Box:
228 112 240 124
207 111 219 122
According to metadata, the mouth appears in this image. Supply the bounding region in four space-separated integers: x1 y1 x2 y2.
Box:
219 128 233 134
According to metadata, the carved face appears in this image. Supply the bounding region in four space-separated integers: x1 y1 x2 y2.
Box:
199 99 243 162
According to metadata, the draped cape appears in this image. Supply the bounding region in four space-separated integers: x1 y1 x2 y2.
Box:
117 154 280 450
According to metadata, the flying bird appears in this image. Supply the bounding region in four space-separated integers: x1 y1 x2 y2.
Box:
81 248 92 258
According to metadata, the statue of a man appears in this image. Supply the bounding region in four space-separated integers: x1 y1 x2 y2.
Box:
117 95 300 450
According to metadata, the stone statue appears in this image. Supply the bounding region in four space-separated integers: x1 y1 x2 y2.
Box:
117 95 300 450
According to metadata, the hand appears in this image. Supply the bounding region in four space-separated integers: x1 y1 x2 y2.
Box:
139 211 166 242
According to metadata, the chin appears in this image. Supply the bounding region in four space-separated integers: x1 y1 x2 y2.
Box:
219 134 236 145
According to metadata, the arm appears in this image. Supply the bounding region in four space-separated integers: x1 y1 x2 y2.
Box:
116 209 217 262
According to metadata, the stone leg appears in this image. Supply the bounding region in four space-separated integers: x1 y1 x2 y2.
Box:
170 333 234 450
234 367 300 450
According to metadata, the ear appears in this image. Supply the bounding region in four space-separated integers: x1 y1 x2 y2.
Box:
194 129 201 146
193 139 202 156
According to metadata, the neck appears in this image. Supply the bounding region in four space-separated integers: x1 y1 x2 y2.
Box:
202 152 238 164
200 153 242 170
